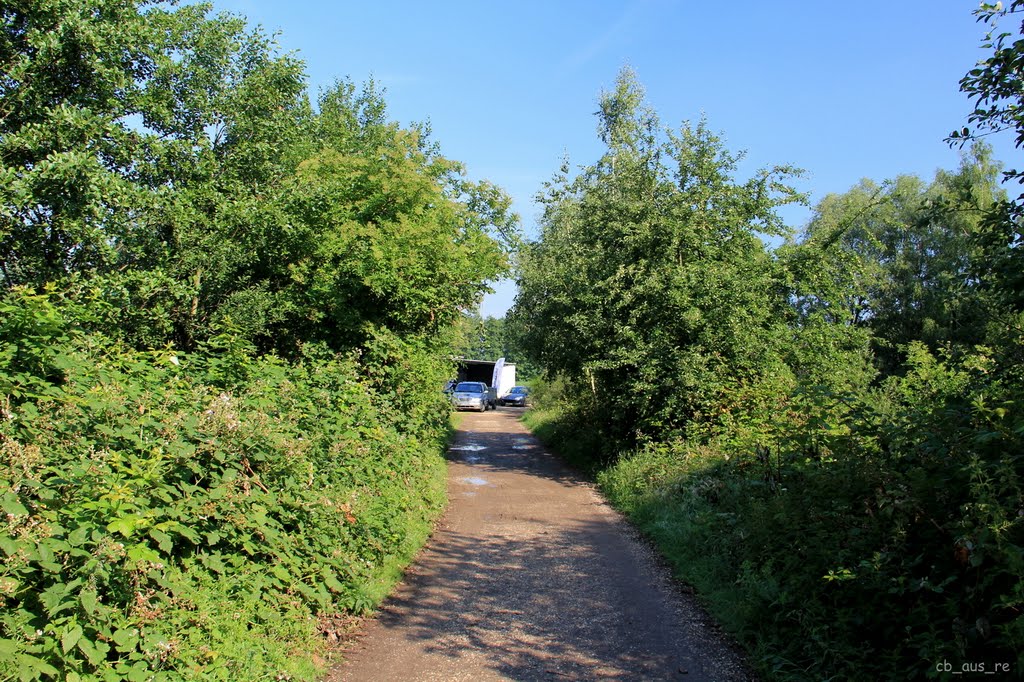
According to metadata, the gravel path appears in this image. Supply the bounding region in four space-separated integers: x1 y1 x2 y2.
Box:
327 408 751 681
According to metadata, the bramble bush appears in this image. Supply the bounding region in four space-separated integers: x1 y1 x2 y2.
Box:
0 288 449 680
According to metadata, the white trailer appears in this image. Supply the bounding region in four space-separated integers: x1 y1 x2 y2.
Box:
490 358 517 400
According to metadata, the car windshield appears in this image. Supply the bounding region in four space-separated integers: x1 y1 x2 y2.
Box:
510 387 528 394
455 382 483 393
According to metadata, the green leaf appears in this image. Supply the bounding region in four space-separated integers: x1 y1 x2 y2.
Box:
111 628 138 651
78 637 106 666
1 495 29 516
0 638 19 657
47 599 77 618
0 535 20 556
322 569 346 593
126 544 160 564
80 589 98 615
294 581 316 600
107 516 140 538
61 625 83 654
67 526 90 547
39 583 69 612
155 521 199 544
200 553 226 574
17 653 59 680
126 665 150 682
149 529 172 553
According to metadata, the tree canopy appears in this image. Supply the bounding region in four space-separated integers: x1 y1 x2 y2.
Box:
511 69 803 441
0 1 517 353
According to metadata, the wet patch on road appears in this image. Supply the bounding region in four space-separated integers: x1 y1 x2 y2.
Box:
449 443 486 452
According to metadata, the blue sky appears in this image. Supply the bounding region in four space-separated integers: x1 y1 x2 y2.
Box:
210 1 1017 317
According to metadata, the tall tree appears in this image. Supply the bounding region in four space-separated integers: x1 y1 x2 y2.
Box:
0 2 518 354
276 80 517 354
0 1 307 283
0 0 311 350
784 144 1005 373
511 69 802 442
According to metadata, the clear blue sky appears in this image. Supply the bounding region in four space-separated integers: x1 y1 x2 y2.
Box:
211 0 1017 317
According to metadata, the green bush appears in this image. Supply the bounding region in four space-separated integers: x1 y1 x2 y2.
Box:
0 289 449 680
528 341 1024 680
0 2 513 678
512 64 1024 681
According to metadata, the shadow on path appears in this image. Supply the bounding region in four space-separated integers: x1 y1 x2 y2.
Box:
328 409 749 681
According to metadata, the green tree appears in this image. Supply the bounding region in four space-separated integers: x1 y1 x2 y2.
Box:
950 1 1024 311
454 312 508 360
511 69 802 443
953 1 1024 189
0 2 518 355
278 81 516 354
0 0 310 349
784 144 1006 373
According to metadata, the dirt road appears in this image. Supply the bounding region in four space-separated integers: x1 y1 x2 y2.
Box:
328 408 750 681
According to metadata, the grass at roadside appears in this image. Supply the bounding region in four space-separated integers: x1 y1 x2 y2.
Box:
520 401 1024 680
521 398 606 477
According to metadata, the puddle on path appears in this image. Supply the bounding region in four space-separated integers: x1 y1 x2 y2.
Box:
462 455 484 463
449 443 486 452
460 477 489 486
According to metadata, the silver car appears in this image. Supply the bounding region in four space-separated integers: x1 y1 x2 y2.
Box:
451 381 490 412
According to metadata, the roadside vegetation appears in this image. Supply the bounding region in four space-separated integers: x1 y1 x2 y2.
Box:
512 4 1024 679
5 0 1023 680
0 1 515 679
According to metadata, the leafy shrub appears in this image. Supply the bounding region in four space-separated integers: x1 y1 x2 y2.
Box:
0 289 449 680
531 339 1023 680
0 1 512 678
513 63 1024 681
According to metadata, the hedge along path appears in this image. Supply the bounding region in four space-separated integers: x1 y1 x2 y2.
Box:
328 408 750 681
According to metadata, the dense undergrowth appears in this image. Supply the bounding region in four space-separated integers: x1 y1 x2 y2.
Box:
525 344 1024 680
0 290 450 680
